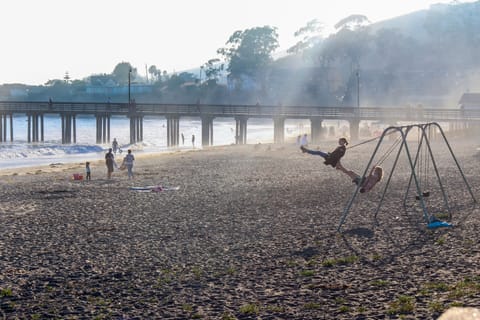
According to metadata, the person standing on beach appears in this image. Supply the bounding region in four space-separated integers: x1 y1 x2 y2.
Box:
123 149 135 179
105 148 115 179
300 134 308 146
192 134 195 148
181 133 185 145
300 137 348 168
85 162 91 181
112 138 119 154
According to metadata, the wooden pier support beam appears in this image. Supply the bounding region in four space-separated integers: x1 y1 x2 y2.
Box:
202 115 214 147
40 114 44 142
349 119 360 142
95 114 110 145
0 114 3 142
129 115 143 145
166 115 180 147
235 116 248 145
2 114 8 142
27 113 44 143
9 114 13 142
310 117 323 145
273 116 285 144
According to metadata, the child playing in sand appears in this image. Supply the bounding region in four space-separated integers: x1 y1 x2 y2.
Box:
85 162 91 181
336 164 384 193
300 137 348 168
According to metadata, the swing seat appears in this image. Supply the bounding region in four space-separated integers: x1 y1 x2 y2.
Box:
427 216 453 229
416 192 431 200
428 220 453 229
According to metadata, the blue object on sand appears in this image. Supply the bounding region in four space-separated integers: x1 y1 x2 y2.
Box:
427 217 453 229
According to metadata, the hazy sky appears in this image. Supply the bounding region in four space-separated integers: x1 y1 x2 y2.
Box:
0 0 469 85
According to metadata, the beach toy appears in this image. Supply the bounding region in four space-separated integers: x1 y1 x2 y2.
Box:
427 216 453 229
72 173 83 180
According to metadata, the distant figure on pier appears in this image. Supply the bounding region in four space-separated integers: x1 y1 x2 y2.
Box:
181 133 185 145
192 134 195 148
85 162 91 181
112 138 119 154
105 148 115 179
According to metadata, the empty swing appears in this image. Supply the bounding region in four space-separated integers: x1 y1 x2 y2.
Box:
415 126 431 200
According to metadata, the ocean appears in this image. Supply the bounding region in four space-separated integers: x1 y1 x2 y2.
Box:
0 114 314 170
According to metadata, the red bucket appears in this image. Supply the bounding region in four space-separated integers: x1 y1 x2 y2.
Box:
73 173 83 180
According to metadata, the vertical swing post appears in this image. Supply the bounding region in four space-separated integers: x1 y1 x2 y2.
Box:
373 130 405 221
432 122 477 203
401 126 431 223
421 123 452 217
403 125 425 206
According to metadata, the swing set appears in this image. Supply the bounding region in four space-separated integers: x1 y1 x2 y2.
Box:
337 122 477 231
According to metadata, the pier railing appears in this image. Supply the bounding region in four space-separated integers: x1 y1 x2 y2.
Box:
0 101 479 122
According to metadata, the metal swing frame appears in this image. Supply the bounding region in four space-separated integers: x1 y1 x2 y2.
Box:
337 122 476 231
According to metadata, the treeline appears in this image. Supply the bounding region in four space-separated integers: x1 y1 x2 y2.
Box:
1 1 479 107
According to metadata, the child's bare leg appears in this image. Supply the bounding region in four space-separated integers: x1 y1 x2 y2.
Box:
336 162 359 180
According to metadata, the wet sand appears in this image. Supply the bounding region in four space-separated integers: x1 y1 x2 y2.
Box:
0 140 479 319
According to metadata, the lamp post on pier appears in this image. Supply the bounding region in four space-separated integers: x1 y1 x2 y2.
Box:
128 67 132 104
356 68 360 109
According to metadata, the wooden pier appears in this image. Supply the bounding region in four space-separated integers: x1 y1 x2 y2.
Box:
0 101 478 146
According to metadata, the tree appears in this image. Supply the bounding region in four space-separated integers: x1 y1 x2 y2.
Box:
288 19 324 55
148 65 158 82
112 62 137 85
334 14 370 31
217 26 279 87
321 27 371 69
203 58 224 84
148 65 163 83
44 79 66 87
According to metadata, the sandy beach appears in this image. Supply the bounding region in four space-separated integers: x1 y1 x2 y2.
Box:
0 138 479 319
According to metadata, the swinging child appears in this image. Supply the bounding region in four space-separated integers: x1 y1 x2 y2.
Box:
300 137 348 168
336 163 384 193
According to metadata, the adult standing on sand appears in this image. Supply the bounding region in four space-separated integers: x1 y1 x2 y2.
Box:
105 148 115 179
112 138 119 154
192 134 195 148
123 149 135 179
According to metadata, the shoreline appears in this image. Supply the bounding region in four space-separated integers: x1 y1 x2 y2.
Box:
0 144 251 178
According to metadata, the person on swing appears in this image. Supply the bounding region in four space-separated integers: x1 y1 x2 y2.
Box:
300 137 348 168
336 163 384 193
